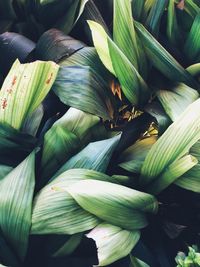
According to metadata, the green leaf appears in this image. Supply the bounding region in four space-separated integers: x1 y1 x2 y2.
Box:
52 233 83 257
130 255 150 267
145 102 171 135
184 0 200 18
147 155 198 195
107 37 149 105
184 13 200 63
60 47 112 83
53 66 115 119
88 20 149 105
119 136 157 173
31 168 116 235
41 108 99 179
145 0 168 36
55 0 89 34
141 98 200 186
53 135 121 180
186 63 200 76
0 151 35 260
87 222 140 266
21 104 44 136
67 179 158 230
167 0 181 45
87 20 114 75
175 140 200 192
35 29 85 63
157 83 199 121
135 22 198 88
0 228 20 267
0 123 36 166
0 165 12 180
113 0 139 69
131 0 145 21
0 59 59 130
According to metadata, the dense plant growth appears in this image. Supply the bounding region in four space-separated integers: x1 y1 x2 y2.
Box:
0 0 200 266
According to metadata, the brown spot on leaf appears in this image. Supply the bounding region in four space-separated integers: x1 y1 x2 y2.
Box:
12 75 17 86
2 98 7 109
46 73 53 84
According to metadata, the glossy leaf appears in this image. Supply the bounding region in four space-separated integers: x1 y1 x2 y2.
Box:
35 29 85 63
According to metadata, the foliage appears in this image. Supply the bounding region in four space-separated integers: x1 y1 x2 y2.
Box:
0 0 200 267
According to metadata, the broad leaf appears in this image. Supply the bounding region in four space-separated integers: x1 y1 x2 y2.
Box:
41 108 99 179
35 29 85 63
113 0 139 69
88 20 149 105
31 169 116 235
67 179 158 230
147 155 198 194
0 151 35 260
87 222 140 266
175 140 200 192
53 66 115 119
141 98 200 186
53 134 121 179
0 59 59 130
0 165 12 180
157 83 199 121
87 20 114 75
